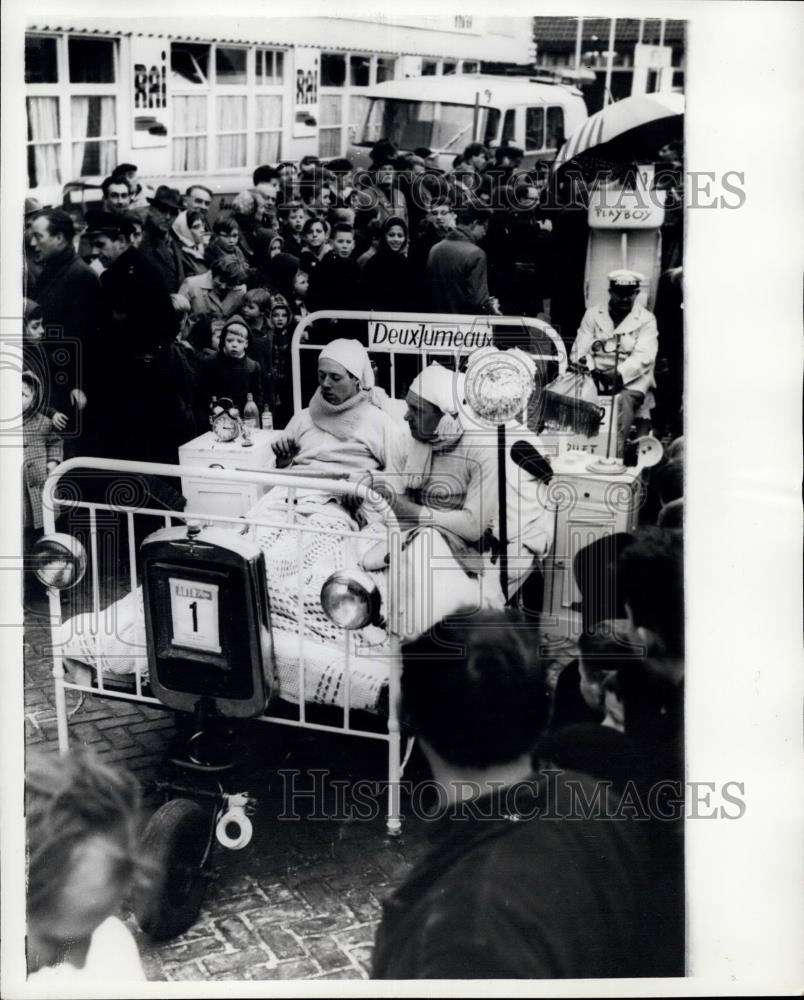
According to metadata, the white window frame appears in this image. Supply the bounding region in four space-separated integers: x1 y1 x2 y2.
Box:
170 41 212 174
25 32 119 193
254 47 285 165
170 41 288 177
214 44 250 171
319 52 397 159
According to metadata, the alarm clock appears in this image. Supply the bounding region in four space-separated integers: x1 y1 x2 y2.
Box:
211 397 241 443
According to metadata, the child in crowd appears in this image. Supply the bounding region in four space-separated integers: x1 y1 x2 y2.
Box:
278 201 307 259
200 315 263 416
362 215 415 312
291 265 311 327
307 223 363 313
243 287 273 398
22 371 63 549
189 315 226 362
23 299 84 435
264 294 294 429
205 212 250 275
299 217 331 274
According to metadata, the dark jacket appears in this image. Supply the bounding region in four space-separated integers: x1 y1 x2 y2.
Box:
99 246 178 358
361 246 416 313
30 246 102 412
201 352 263 416
307 253 364 313
138 219 186 293
426 227 491 314
372 772 655 980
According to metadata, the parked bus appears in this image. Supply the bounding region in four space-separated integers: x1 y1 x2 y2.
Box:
348 74 588 174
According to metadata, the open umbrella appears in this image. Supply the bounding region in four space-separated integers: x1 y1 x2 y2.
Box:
554 92 684 170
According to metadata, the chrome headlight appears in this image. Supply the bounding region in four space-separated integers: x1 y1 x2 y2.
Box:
320 570 381 630
32 533 87 590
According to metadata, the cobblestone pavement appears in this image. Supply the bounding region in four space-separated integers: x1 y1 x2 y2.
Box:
23 589 431 982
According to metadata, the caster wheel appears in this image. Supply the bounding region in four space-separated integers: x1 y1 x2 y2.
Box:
133 798 210 940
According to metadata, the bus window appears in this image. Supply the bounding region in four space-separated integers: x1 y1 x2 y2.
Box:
501 109 516 145
482 108 501 146
546 106 565 149
525 107 545 150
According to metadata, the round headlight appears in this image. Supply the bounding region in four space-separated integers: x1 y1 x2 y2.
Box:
320 570 381 630
32 533 87 590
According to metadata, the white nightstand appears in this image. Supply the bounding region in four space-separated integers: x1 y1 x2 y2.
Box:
178 429 281 523
540 466 641 648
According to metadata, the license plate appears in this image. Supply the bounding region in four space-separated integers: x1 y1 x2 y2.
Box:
169 577 221 654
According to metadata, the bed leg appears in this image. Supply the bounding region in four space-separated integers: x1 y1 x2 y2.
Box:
54 663 70 753
386 727 403 838
50 589 70 753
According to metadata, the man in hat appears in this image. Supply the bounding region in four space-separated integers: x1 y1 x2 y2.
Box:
571 269 659 453
138 185 185 293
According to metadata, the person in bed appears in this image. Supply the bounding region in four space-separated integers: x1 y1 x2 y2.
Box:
364 362 498 551
270 338 400 478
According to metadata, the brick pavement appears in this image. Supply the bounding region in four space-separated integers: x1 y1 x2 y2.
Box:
22 589 431 983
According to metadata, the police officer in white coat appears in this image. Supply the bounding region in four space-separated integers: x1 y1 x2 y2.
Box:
570 269 659 452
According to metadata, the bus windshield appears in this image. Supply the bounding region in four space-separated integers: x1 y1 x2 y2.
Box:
358 98 500 152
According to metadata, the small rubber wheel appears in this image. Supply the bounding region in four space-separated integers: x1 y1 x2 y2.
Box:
133 798 210 941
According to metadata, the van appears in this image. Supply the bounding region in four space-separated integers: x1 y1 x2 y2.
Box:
347 74 588 175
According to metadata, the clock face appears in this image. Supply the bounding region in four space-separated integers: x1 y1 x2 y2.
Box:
212 412 240 442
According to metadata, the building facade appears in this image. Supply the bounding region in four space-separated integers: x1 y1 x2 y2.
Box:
532 17 685 112
24 15 531 203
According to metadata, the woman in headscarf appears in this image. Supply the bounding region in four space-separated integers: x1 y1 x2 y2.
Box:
361 215 415 313
270 338 398 478
171 209 209 277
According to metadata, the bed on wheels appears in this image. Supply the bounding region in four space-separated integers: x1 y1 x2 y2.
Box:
32 309 579 940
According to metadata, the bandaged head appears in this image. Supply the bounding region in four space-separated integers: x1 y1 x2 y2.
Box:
407 363 465 446
318 339 375 390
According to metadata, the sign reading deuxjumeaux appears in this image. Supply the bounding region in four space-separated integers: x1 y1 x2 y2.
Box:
367 319 495 352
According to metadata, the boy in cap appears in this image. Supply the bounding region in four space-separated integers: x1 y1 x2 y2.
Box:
570 269 658 454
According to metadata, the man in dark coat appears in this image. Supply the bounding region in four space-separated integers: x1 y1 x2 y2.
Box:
28 209 102 453
86 210 188 466
371 610 657 980
137 185 185 294
425 203 497 314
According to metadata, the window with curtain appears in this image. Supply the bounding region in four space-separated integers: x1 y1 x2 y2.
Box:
255 95 282 163
71 96 116 176
216 95 247 168
27 96 61 188
172 94 208 172
319 93 343 158
348 94 370 143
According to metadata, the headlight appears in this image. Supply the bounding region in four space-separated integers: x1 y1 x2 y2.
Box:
32 533 87 590
320 570 381 630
